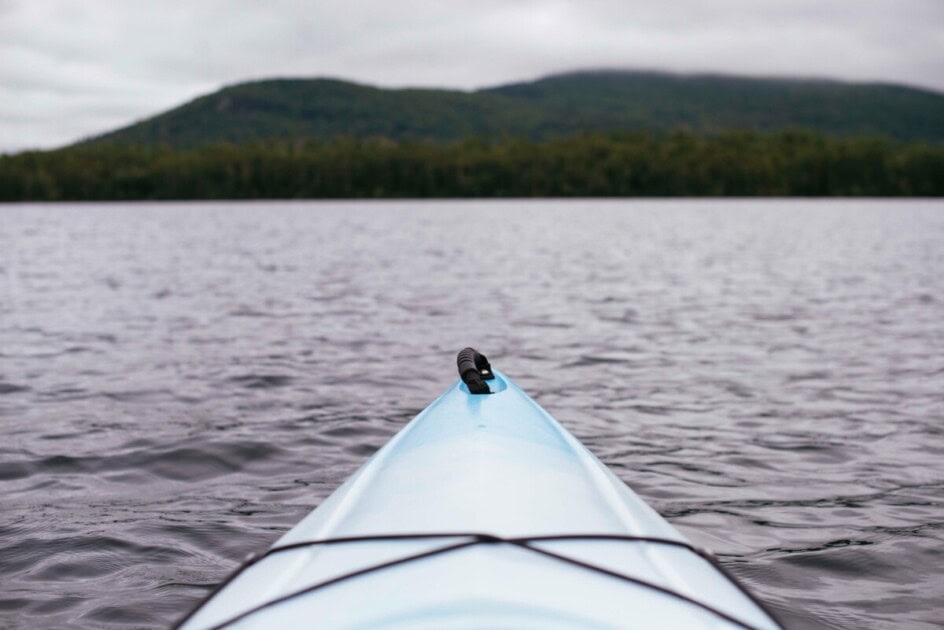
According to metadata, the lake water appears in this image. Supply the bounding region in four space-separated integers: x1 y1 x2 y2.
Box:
1 199 942 629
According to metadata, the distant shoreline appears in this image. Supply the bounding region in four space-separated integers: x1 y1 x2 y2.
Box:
2 131 942 201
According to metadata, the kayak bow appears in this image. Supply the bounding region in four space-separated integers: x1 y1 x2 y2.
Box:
179 349 781 629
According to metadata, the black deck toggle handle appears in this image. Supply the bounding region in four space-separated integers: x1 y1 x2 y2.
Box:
457 348 494 394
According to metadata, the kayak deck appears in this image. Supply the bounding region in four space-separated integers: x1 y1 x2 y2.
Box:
181 370 779 629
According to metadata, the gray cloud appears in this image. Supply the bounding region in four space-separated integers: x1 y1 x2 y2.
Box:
2 0 942 152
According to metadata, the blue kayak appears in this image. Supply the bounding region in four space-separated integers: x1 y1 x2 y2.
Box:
179 349 781 629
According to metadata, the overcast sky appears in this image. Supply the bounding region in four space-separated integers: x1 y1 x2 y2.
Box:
2 0 942 152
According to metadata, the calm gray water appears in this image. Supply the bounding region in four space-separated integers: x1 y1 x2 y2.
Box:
1 200 942 629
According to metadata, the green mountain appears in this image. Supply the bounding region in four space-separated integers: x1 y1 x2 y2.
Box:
84 71 944 147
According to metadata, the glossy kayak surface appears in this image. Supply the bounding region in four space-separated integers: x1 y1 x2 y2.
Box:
180 369 780 629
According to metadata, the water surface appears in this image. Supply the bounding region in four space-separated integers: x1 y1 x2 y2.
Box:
1 200 942 628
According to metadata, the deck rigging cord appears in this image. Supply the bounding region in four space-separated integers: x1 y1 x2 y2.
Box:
175 532 782 630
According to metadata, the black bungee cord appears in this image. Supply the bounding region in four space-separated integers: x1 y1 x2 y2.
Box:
174 532 782 630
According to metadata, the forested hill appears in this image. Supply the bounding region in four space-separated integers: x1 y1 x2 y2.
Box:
83 71 944 148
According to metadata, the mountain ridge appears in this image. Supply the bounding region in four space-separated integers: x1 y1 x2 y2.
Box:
82 70 944 148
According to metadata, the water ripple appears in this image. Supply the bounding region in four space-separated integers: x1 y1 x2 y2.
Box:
1 199 942 628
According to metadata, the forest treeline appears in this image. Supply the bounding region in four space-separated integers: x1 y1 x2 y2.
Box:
2 130 942 200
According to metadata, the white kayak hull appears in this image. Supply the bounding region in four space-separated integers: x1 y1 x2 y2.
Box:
180 369 780 629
